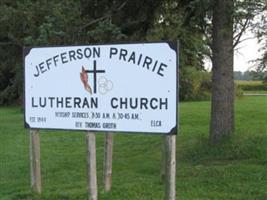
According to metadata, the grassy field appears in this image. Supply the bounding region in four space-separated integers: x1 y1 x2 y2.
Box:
0 96 267 200
235 80 264 85
235 80 267 94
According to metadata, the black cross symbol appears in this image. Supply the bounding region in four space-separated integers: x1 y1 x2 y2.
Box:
85 60 105 93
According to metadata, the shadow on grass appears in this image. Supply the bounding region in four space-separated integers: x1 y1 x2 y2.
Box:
12 191 88 200
11 191 41 200
180 133 267 165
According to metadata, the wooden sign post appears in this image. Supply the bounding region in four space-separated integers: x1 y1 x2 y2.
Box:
29 129 41 193
161 135 166 183
103 132 113 191
86 132 98 200
165 135 176 200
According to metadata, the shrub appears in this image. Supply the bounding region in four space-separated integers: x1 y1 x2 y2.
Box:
238 81 267 91
235 84 244 98
180 67 211 101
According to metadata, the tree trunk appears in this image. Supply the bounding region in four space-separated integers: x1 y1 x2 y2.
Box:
210 0 234 143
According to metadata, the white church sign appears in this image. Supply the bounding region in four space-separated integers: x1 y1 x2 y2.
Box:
24 42 178 134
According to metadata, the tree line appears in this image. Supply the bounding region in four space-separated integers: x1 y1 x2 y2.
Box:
0 0 266 143
234 70 267 80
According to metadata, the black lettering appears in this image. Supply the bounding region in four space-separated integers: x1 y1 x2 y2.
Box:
32 97 38 107
82 98 90 108
91 98 98 108
76 48 83 59
143 56 152 70
120 97 128 109
137 54 143 65
31 97 99 109
103 123 116 129
74 97 81 108
34 65 40 77
111 98 118 109
119 49 128 61
93 47 100 58
128 52 136 64
160 98 168 109
84 47 92 58
61 52 68 64
150 98 158 109
57 97 64 108
157 63 167 77
39 97 46 108
65 97 71 108
152 60 158 72
69 50 76 61
85 122 101 128
109 47 118 58
48 97 55 107
46 58 52 70
53 55 59 66
129 98 138 109
39 62 47 73
140 98 148 109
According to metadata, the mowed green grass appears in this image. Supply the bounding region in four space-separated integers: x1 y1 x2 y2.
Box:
0 96 267 200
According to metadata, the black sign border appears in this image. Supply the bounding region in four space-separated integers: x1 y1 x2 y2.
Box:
23 41 178 135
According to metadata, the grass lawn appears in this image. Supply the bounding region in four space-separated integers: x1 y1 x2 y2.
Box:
0 96 267 200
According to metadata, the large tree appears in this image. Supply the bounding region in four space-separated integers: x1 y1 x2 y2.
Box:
210 0 235 142
177 0 266 142
210 0 266 142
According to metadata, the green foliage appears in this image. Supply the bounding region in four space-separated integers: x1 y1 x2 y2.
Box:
147 0 207 70
179 67 211 101
0 0 164 105
236 80 267 91
81 0 162 41
86 20 127 43
235 83 244 97
147 0 211 101
250 1 267 73
0 0 266 105
0 1 83 105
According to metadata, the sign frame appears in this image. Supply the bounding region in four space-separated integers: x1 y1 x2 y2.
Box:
23 41 178 135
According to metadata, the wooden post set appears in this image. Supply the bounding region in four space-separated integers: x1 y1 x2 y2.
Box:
29 130 176 200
